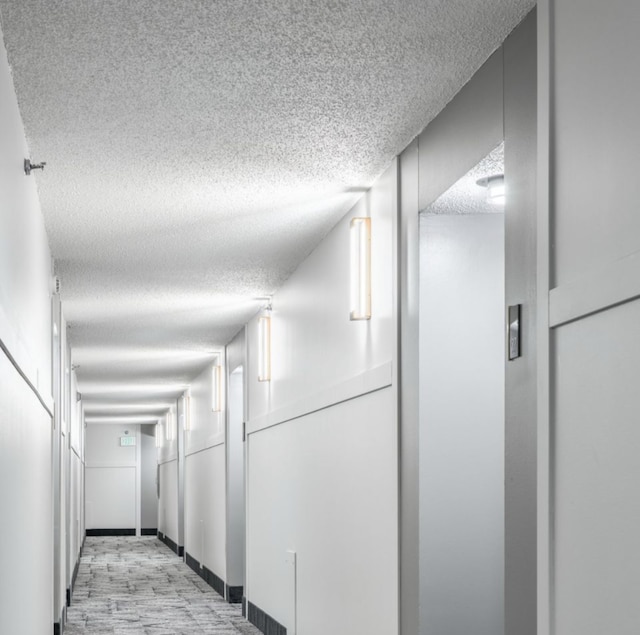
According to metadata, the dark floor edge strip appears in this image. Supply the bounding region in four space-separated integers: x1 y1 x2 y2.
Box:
226 584 243 604
86 528 136 536
184 552 228 601
157 531 182 556
247 601 287 635
141 527 158 535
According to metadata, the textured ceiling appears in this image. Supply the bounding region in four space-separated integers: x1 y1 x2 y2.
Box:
0 0 533 422
425 143 505 215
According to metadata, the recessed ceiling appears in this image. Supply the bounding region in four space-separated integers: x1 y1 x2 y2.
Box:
424 143 505 216
0 0 533 422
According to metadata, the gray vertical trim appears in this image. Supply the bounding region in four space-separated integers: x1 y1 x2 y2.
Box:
398 138 419 635
536 2 552 634
503 10 538 635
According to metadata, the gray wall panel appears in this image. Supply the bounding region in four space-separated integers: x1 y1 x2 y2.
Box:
503 11 538 635
398 139 420 635
552 0 640 287
418 49 503 211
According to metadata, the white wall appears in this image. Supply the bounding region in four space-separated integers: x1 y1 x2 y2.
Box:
141 425 158 530
157 401 180 544
185 445 227 576
419 213 505 635
85 423 139 530
0 29 52 400
0 20 54 634
183 361 227 579
245 161 398 634
226 366 245 588
158 458 179 541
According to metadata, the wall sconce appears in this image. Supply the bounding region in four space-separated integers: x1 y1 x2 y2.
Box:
258 312 271 382
476 174 505 206
165 411 173 441
350 217 371 320
183 392 191 431
212 364 222 412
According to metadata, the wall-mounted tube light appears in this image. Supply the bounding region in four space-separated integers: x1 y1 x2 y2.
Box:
258 313 271 382
155 422 160 448
184 392 191 431
476 174 505 206
350 217 371 320
166 411 173 441
212 364 222 411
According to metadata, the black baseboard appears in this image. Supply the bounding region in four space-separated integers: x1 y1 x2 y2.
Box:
54 605 66 635
86 528 135 536
141 527 158 536
184 552 228 600
203 565 225 598
247 601 287 635
226 585 243 603
242 596 247 618
71 557 80 592
185 551 200 574
157 532 183 556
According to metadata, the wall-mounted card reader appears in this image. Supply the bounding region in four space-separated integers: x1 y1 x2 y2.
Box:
508 304 521 360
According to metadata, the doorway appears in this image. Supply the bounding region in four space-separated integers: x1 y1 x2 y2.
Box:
419 144 505 635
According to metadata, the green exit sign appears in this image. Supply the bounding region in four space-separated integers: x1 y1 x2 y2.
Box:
120 436 136 447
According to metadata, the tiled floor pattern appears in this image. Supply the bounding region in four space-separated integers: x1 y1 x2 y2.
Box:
65 536 261 635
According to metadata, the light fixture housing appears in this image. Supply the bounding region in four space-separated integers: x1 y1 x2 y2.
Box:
258 313 271 382
183 392 191 431
476 174 505 206
350 217 371 320
165 411 173 441
212 364 222 412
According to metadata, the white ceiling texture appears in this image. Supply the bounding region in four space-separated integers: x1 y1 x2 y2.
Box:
0 0 533 424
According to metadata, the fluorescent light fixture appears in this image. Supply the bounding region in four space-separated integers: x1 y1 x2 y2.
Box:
155 422 160 448
476 174 505 206
183 392 191 431
212 364 222 412
350 217 371 320
166 411 173 441
258 313 271 382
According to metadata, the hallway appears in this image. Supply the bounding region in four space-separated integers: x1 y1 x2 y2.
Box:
65 537 260 635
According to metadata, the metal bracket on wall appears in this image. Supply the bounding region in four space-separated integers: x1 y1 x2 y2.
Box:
24 158 47 175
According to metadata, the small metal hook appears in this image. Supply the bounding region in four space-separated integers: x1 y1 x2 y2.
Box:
24 159 47 175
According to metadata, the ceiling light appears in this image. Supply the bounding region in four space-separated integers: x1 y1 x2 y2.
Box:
350 217 371 320
476 174 505 206
258 312 271 382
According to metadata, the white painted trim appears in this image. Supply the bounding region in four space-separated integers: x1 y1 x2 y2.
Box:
246 361 393 436
158 452 179 465
549 249 640 328
184 436 225 458
0 327 54 417
537 3 552 634
85 461 137 469
158 456 179 466
184 431 225 457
